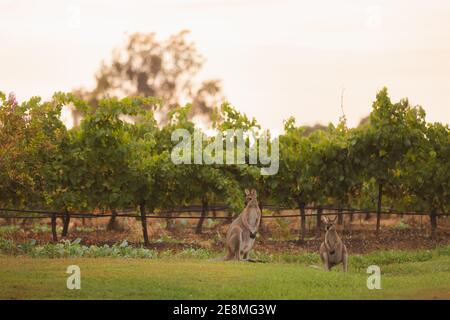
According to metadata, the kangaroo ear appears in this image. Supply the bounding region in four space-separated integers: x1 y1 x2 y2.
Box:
245 189 250 196
251 189 257 196
331 216 337 223
322 216 329 223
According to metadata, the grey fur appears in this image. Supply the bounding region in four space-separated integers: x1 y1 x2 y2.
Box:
224 189 261 261
319 216 348 272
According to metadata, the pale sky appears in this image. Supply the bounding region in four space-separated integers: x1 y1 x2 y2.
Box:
1 0 450 131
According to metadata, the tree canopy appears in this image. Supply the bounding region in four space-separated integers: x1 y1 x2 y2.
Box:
74 31 223 124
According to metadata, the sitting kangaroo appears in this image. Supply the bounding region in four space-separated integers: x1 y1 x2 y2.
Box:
319 216 348 272
225 189 261 261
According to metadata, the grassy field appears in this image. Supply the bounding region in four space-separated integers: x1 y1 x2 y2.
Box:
1 254 450 299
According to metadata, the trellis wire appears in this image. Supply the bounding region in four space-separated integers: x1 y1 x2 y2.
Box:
0 206 448 220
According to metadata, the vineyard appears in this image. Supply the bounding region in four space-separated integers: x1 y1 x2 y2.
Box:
3 0 450 305
0 88 449 251
1 87 450 301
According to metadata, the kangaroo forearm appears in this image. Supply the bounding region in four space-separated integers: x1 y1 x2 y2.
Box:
325 240 335 252
247 217 260 235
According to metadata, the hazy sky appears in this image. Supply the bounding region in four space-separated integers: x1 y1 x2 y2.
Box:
1 0 450 131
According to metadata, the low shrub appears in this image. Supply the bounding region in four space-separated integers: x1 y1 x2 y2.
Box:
1 238 158 259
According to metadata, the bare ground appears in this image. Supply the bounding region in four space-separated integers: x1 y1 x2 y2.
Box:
2 212 449 255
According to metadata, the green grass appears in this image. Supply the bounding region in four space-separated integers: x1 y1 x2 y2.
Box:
1 231 449 299
0 254 449 300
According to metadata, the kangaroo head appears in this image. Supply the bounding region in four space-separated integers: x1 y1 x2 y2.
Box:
244 189 258 207
322 216 337 232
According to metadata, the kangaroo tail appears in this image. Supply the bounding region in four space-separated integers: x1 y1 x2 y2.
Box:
214 233 241 261
212 251 235 261
212 244 234 261
309 264 322 269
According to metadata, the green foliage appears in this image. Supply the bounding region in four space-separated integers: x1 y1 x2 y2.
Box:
1 86 448 229
0 92 68 208
275 118 328 207
0 225 21 235
213 101 260 132
171 248 216 259
390 219 410 231
349 88 428 202
400 122 449 213
0 238 158 258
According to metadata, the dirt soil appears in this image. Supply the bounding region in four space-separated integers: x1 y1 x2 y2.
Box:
3 213 449 255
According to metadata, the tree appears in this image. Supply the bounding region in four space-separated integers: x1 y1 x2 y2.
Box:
401 122 449 239
0 92 29 209
0 92 68 210
125 101 188 245
316 122 359 226
349 88 426 234
275 117 325 240
211 102 283 236
163 104 245 234
0 92 74 237
212 102 263 216
74 31 223 123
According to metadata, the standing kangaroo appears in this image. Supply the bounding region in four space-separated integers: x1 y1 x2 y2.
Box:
319 216 348 272
225 189 261 261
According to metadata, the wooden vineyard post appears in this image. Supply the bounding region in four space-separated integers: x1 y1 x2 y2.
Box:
139 202 150 247
316 207 323 233
51 214 58 242
430 210 438 240
62 209 70 238
196 198 208 234
298 202 306 241
107 209 119 231
337 207 343 225
376 183 383 235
